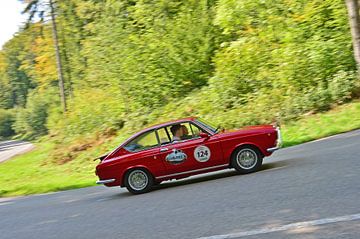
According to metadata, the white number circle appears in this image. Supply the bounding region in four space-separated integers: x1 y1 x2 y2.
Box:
194 145 211 162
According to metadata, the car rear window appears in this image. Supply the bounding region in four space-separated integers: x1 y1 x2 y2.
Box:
124 130 159 152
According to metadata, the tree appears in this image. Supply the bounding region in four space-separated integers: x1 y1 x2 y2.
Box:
22 0 67 112
0 32 35 108
49 0 66 112
345 0 360 75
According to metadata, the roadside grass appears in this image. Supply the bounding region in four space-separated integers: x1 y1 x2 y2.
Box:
0 141 95 196
282 100 360 146
0 135 128 197
1 100 360 197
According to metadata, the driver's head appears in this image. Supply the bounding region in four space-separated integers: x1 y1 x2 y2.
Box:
181 125 188 135
170 124 182 137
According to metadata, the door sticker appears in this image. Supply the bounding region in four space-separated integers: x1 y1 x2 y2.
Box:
194 145 211 162
165 149 187 165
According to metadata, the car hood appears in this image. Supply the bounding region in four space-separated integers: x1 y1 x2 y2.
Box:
217 124 275 138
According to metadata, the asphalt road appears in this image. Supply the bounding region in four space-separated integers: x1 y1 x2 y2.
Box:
0 140 34 163
1 130 360 239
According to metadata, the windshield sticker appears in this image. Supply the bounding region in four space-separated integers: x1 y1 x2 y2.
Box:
165 149 187 165
194 145 211 162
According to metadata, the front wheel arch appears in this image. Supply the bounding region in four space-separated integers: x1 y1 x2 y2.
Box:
230 144 264 166
230 144 264 173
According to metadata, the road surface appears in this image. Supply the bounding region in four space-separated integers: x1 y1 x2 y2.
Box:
0 130 359 239
0 140 34 163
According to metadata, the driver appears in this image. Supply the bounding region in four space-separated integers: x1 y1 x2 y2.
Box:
180 125 192 140
170 124 192 142
170 124 182 142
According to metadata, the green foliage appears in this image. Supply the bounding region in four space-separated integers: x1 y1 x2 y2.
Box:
0 109 15 138
78 0 218 110
49 89 126 137
210 0 355 110
328 70 357 103
12 91 52 138
0 30 36 108
0 0 359 141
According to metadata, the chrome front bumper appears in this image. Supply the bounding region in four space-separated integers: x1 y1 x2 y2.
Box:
267 146 280 152
267 127 282 152
96 179 116 184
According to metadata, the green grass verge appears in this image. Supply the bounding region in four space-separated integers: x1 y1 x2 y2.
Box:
1 100 360 197
0 141 96 197
282 100 360 146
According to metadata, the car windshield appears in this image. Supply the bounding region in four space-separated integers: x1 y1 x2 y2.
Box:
196 118 218 134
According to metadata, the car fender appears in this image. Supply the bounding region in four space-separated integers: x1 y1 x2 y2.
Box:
231 141 266 158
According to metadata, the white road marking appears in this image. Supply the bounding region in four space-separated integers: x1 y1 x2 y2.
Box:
196 213 360 239
0 197 16 203
261 165 287 172
34 191 59 197
64 199 81 203
86 192 104 196
309 130 360 143
36 220 58 225
311 134 339 142
96 198 112 202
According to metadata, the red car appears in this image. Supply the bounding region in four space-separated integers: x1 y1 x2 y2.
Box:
95 117 282 194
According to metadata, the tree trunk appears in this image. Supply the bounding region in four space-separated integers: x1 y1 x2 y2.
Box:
345 0 360 75
49 0 67 112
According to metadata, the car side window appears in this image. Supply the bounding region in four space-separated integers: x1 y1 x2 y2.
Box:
190 122 206 137
167 122 207 143
157 127 171 145
124 130 159 152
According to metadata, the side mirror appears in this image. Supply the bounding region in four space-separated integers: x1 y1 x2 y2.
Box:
199 132 209 139
216 125 225 133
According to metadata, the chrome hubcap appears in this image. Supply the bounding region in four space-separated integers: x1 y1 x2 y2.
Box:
128 170 148 191
237 149 257 169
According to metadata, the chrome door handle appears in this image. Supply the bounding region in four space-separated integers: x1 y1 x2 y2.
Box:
160 148 168 152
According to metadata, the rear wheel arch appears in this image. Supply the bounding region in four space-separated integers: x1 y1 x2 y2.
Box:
121 166 154 187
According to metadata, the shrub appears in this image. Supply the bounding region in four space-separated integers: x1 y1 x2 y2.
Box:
13 92 50 138
328 70 356 104
0 109 15 138
49 88 126 138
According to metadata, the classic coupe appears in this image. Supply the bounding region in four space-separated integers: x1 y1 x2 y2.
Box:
95 117 282 194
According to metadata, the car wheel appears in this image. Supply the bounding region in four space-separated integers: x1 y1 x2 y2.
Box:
231 146 263 174
124 169 154 194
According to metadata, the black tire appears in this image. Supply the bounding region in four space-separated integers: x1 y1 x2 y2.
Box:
231 146 263 174
153 181 161 186
124 168 154 194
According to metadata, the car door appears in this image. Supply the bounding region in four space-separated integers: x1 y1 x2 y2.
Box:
156 122 223 176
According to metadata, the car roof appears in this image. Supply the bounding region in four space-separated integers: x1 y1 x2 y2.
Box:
139 117 197 133
117 117 197 147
